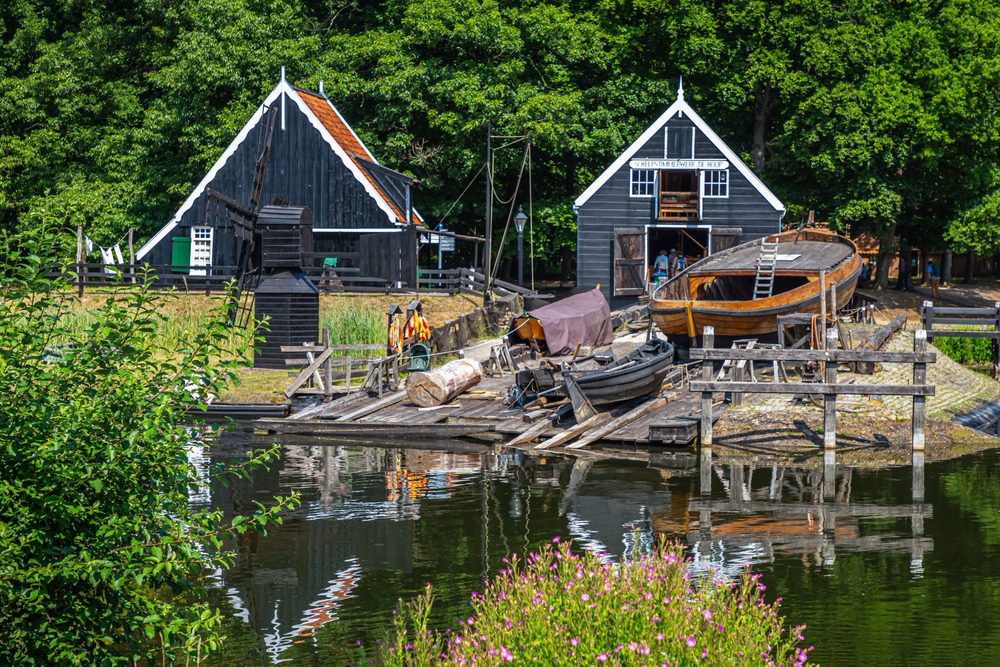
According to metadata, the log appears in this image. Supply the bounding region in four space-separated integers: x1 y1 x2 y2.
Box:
406 358 483 407
855 314 906 373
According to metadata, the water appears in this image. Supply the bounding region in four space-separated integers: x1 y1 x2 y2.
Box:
198 435 1000 665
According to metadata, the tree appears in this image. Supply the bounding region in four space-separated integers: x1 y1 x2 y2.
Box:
0 222 298 664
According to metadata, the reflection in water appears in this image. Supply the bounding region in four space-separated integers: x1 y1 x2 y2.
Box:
202 435 1000 666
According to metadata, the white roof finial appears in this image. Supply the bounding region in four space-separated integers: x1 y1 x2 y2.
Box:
280 65 286 83
319 80 324 95
677 75 684 101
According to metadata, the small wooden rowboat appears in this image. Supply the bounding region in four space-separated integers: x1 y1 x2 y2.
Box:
650 229 861 342
567 337 675 405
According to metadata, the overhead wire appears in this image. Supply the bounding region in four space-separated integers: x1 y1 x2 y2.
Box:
490 142 530 284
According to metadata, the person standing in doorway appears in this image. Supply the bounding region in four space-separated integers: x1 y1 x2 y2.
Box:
667 248 679 278
653 249 669 279
927 258 941 298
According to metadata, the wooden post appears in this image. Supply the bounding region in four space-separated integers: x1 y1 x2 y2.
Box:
700 327 715 445
912 450 925 503
322 328 333 402
76 225 84 297
921 301 933 342
993 302 1000 381
912 329 927 452
823 327 838 451
818 269 827 349
128 228 135 284
829 280 838 322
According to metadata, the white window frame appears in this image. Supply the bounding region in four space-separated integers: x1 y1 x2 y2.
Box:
703 169 729 198
190 226 214 276
629 168 656 198
664 126 696 160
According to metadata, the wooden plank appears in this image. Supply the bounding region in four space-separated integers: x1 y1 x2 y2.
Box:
506 419 554 447
691 349 937 363
288 392 368 420
689 381 935 396
921 330 1000 338
923 307 998 316
687 500 933 518
567 398 667 449
925 318 1000 327
332 391 407 421
534 412 613 450
253 419 494 438
284 347 334 398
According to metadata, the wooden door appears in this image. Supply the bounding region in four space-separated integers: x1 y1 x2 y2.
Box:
613 227 646 296
710 227 742 254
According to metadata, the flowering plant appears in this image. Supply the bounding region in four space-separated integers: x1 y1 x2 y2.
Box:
379 539 811 666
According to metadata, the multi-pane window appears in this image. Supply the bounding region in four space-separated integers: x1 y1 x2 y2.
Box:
630 169 656 197
703 170 729 198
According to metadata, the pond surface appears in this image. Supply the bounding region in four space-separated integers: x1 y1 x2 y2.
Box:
197 435 1000 666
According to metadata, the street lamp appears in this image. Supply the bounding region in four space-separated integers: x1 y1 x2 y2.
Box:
514 205 528 287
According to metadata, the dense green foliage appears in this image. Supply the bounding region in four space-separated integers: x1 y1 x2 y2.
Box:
1 1 998 274
377 539 811 665
0 228 298 664
933 336 995 367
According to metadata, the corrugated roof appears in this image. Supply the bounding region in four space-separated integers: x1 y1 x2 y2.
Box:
294 88 417 223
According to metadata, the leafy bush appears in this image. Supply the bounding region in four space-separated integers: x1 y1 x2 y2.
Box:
378 539 812 666
0 229 298 665
934 336 994 366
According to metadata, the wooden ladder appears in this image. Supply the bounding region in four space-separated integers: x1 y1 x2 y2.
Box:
752 241 779 299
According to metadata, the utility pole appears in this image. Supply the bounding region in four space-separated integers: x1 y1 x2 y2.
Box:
484 123 493 304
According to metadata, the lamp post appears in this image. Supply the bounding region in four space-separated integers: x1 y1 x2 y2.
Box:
514 205 528 287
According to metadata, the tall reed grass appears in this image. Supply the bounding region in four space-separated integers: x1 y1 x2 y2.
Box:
376 539 812 666
320 299 385 352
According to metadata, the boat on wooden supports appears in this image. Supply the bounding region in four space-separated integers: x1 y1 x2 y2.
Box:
568 337 675 405
650 229 861 343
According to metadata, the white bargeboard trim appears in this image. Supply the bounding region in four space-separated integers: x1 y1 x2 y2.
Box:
575 97 784 212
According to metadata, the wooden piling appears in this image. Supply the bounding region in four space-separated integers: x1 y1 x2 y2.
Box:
994 302 1000 381
818 269 827 349
128 228 135 284
700 327 715 448
824 327 838 451
322 328 333 402
912 329 927 452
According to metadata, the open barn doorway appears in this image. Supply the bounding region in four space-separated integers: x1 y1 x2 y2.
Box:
646 225 711 280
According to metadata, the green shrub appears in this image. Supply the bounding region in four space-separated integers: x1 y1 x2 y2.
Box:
0 229 297 665
378 539 812 666
934 336 994 366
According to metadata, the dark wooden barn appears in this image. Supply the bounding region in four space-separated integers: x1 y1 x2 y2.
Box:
136 72 421 284
574 80 786 308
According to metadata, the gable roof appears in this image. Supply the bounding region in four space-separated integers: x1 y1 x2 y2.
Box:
137 78 420 260
574 87 785 212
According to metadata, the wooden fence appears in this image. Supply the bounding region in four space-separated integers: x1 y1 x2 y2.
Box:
281 331 386 399
921 300 1000 378
49 262 538 298
690 326 936 453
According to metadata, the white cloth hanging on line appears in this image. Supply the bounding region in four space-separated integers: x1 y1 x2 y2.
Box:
100 247 118 276
85 237 95 256
113 244 125 264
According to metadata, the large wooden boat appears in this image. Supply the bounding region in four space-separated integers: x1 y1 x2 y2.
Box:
650 229 861 342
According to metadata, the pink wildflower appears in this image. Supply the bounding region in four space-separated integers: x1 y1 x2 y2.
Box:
686 637 696 648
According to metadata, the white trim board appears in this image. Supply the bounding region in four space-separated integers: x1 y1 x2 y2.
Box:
137 81 415 260
575 97 784 212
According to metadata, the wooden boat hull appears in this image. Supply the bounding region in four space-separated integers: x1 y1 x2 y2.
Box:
570 340 675 405
650 230 861 340
511 316 546 343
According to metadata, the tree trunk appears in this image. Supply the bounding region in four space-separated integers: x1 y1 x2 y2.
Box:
874 225 895 289
919 247 928 284
752 82 771 172
899 245 912 289
406 358 483 406
560 245 573 283
942 250 953 286
965 248 975 283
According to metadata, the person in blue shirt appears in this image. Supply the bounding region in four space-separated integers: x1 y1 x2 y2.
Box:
653 249 669 278
927 258 940 298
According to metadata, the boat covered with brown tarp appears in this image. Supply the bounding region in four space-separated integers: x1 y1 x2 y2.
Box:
510 288 613 355
650 229 861 342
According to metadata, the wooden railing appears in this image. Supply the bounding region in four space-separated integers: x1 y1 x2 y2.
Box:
657 191 698 220
690 326 935 454
921 300 1000 379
